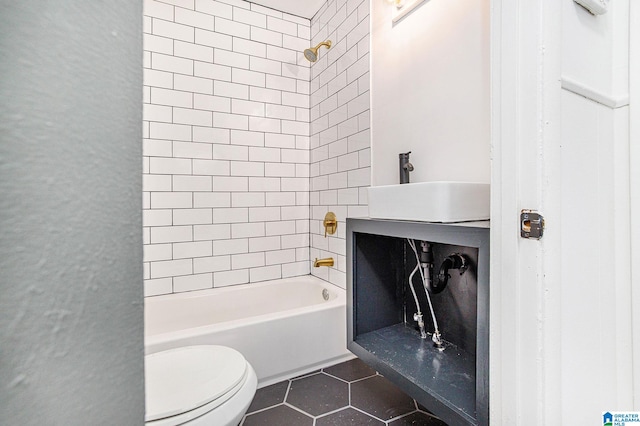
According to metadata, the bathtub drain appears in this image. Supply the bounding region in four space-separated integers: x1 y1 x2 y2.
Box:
322 288 330 301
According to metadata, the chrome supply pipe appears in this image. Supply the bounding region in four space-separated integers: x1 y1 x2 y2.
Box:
408 263 428 339
408 239 444 350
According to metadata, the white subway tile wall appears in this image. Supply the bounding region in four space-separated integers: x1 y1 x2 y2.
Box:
143 0 320 296
309 0 370 289
143 0 369 296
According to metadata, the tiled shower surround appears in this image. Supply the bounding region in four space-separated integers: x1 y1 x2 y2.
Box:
143 0 370 295
309 0 370 288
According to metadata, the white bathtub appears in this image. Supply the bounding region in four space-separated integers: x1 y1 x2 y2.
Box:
145 275 354 387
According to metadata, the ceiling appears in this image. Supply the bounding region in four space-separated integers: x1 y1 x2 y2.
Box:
250 0 326 20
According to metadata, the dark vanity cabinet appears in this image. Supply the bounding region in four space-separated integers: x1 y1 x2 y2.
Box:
346 218 490 426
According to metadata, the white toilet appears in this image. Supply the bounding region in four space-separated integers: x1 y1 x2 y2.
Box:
145 345 257 426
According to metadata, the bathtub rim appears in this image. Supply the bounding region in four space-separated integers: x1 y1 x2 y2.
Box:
144 275 347 354
144 274 342 303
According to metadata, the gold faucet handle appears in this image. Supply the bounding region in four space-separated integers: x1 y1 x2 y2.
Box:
323 212 337 238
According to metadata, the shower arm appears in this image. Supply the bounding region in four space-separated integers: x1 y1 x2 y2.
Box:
315 41 331 50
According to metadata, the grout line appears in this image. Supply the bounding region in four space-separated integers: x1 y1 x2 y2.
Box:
321 370 352 384
282 401 317 418
347 372 378 384
282 378 293 401
312 405 350 420
243 401 285 417
349 404 387 423
386 409 419 424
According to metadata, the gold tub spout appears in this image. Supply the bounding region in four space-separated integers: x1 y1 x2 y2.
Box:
313 257 334 267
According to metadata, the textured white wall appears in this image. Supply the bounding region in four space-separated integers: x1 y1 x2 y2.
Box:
370 0 490 186
0 2 144 424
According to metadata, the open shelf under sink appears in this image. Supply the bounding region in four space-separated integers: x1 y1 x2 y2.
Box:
356 323 477 422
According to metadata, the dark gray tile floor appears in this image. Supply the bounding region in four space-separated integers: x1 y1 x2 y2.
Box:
240 358 448 425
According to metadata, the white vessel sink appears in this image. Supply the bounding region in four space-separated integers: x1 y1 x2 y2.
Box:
368 181 490 223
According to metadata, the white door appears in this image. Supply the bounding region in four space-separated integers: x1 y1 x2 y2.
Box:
630 0 640 413
490 0 638 424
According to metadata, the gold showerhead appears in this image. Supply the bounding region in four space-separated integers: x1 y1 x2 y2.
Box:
303 40 332 62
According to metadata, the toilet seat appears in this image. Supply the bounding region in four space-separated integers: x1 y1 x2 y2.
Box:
145 346 250 426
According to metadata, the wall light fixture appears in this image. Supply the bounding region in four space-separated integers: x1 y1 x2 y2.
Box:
391 0 428 24
387 0 405 8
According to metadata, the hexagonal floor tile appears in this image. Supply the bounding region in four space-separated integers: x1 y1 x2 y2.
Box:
388 411 449 426
246 380 289 414
351 375 416 421
286 372 349 416
316 407 385 425
323 358 377 382
242 404 313 426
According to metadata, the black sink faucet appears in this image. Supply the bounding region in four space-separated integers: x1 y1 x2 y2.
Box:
399 151 414 184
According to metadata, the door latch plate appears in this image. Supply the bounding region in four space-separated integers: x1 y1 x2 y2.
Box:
521 210 544 239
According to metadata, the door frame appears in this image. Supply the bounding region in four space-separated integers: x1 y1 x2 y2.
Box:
630 0 640 409
489 0 563 423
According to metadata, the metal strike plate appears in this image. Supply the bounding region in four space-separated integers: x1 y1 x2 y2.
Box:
521 210 544 239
